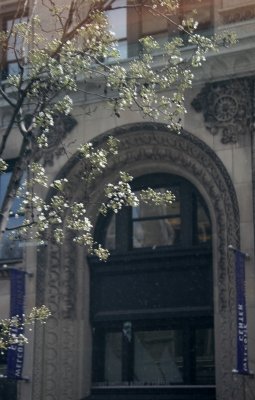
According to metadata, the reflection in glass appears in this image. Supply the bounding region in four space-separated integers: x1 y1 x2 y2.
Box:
133 217 181 248
196 328 215 384
197 199 212 244
105 214 116 250
134 330 183 385
132 187 180 248
132 188 180 219
106 0 127 59
105 332 122 383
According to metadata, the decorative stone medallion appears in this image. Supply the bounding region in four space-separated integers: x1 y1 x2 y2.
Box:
192 78 253 144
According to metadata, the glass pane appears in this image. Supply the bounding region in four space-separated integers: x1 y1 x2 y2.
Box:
0 172 24 214
197 199 211 244
105 214 116 250
117 40 128 59
104 332 122 383
106 0 127 40
133 217 181 248
132 187 180 219
7 17 27 62
134 330 183 385
196 328 215 384
0 173 11 208
0 350 6 377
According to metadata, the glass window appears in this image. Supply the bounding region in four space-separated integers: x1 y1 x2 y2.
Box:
132 187 181 248
105 214 116 250
196 198 212 244
1 15 28 78
106 0 128 59
93 323 214 386
134 329 183 385
105 0 213 59
0 169 24 260
105 332 122 383
0 344 17 398
102 175 211 251
195 328 215 385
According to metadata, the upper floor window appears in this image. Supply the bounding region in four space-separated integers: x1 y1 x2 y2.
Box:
106 0 128 59
0 12 28 79
99 174 211 252
0 163 24 261
106 0 214 59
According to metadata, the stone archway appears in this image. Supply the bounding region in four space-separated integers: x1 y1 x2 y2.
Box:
32 123 241 400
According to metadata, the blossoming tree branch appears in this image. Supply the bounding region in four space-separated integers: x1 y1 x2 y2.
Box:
0 0 235 259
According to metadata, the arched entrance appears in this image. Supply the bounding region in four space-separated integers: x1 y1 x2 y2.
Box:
33 123 241 400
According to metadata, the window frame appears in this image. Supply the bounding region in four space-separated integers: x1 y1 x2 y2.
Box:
106 0 214 59
95 173 212 253
90 173 214 399
0 159 24 262
92 316 215 387
0 5 28 80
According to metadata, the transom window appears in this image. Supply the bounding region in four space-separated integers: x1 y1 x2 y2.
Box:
98 174 212 252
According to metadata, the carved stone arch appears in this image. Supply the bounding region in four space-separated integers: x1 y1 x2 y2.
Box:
33 123 241 400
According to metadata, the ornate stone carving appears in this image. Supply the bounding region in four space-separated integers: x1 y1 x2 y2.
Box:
219 4 255 24
192 78 253 143
34 123 242 400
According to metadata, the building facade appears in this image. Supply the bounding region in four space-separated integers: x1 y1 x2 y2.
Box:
1 1 255 400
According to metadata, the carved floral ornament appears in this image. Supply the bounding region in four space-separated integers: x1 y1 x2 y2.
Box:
191 78 253 144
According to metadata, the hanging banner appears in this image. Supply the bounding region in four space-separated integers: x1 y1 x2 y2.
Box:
7 269 25 379
234 249 250 375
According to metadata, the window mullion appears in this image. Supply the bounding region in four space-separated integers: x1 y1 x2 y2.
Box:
180 183 193 246
183 325 196 384
92 328 105 383
116 208 131 252
122 321 133 382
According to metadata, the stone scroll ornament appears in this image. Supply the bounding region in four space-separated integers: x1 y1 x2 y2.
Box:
191 78 253 144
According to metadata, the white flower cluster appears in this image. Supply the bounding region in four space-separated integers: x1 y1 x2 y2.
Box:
140 188 175 205
100 172 139 215
0 306 51 350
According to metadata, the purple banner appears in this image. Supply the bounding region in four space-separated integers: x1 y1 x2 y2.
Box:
7 269 25 379
235 250 250 374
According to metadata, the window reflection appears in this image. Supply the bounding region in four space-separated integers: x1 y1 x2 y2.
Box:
133 218 181 248
196 328 215 384
105 332 122 383
132 187 181 248
0 170 24 260
196 198 212 244
105 214 116 250
106 0 127 59
134 330 183 385
103 182 212 250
